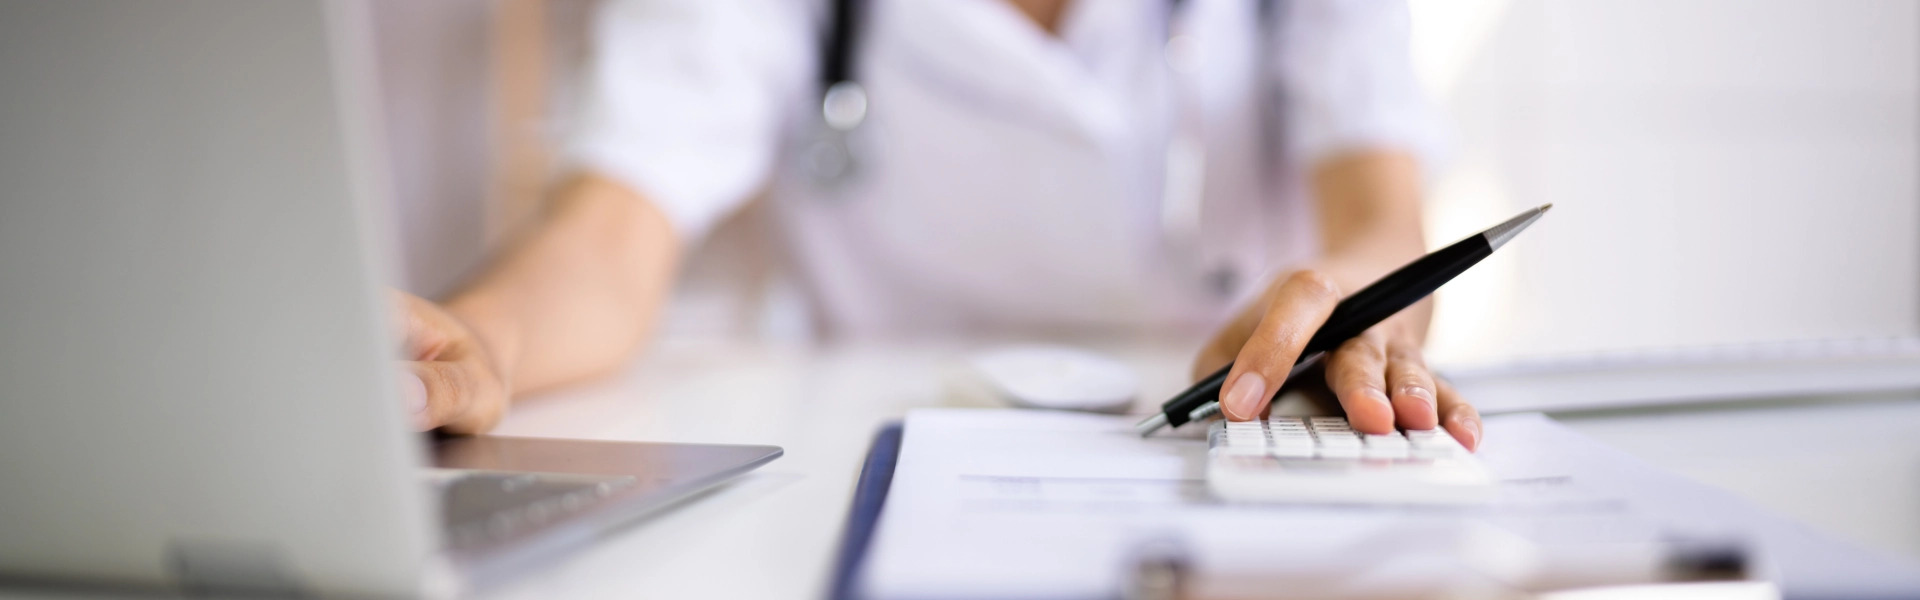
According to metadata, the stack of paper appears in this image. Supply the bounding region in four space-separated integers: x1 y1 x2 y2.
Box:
856 409 1920 599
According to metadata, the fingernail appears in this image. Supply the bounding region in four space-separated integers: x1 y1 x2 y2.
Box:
1459 417 1482 451
402 372 427 414
1223 372 1267 420
1400 385 1436 410
1368 387 1393 407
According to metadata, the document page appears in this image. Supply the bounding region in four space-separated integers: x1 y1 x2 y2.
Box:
857 409 1920 600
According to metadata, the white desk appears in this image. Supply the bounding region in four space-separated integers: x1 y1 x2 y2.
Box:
478 336 1205 599
475 337 1920 598
3 337 1913 598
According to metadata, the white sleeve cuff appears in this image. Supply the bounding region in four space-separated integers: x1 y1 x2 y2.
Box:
1277 0 1448 175
560 0 815 242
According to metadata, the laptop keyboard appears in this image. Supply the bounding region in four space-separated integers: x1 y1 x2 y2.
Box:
428 470 638 547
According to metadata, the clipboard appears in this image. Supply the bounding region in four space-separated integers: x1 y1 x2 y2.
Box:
827 411 1920 600
825 421 1183 600
827 421 903 600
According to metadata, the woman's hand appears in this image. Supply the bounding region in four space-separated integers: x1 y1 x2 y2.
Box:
394 292 511 434
1192 270 1482 451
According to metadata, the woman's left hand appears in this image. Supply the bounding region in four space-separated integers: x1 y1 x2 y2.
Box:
1191 269 1482 451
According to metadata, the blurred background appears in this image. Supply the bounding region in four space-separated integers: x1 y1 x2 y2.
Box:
374 0 1920 360
2 3 1913 595
1411 0 1917 365
367 0 1920 562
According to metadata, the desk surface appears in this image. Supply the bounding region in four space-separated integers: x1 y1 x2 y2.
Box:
473 337 1920 599
476 337 1204 599
2 337 1915 599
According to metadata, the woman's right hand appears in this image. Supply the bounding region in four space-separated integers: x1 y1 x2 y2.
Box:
394 292 512 434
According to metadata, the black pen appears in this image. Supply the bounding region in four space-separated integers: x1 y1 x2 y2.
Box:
1135 204 1552 436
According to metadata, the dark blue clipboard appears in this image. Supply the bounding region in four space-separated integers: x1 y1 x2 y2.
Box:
827 421 904 600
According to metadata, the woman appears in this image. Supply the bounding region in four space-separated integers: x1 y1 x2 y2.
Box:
399 0 1481 451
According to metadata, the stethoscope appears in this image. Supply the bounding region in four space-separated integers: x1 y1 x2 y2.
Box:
801 0 870 185
802 0 1285 295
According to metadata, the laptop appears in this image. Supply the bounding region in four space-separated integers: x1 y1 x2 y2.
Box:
0 1 780 596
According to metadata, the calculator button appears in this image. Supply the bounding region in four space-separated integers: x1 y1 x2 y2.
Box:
1364 447 1410 460
1227 437 1265 447
1206 418 1495 506
1363 434 1408 449
1316 445 1362 459
1319 440 1362 453
1362 437 1410 459
1270 444 1315 458
1407 434 1453 448
1407 434 1461 457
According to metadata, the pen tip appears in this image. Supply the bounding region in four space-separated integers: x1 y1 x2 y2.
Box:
1485 205 1550 250
1134 413 1170 437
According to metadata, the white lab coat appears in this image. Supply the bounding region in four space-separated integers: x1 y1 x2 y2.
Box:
568 0 1439 336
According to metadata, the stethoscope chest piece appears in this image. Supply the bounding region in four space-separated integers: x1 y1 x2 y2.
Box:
806 81 870 188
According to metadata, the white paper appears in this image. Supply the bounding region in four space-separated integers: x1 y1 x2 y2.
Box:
858 409 1920 600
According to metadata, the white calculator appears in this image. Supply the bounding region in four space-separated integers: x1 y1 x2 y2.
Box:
1205 416 1495 506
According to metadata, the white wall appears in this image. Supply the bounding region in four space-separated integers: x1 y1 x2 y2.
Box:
1414 0 1920 364
371 0 1920 353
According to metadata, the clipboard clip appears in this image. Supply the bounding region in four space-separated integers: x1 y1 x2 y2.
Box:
1124 537 1192 600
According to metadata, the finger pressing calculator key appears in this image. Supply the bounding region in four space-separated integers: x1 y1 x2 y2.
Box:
1205 417 1494 505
